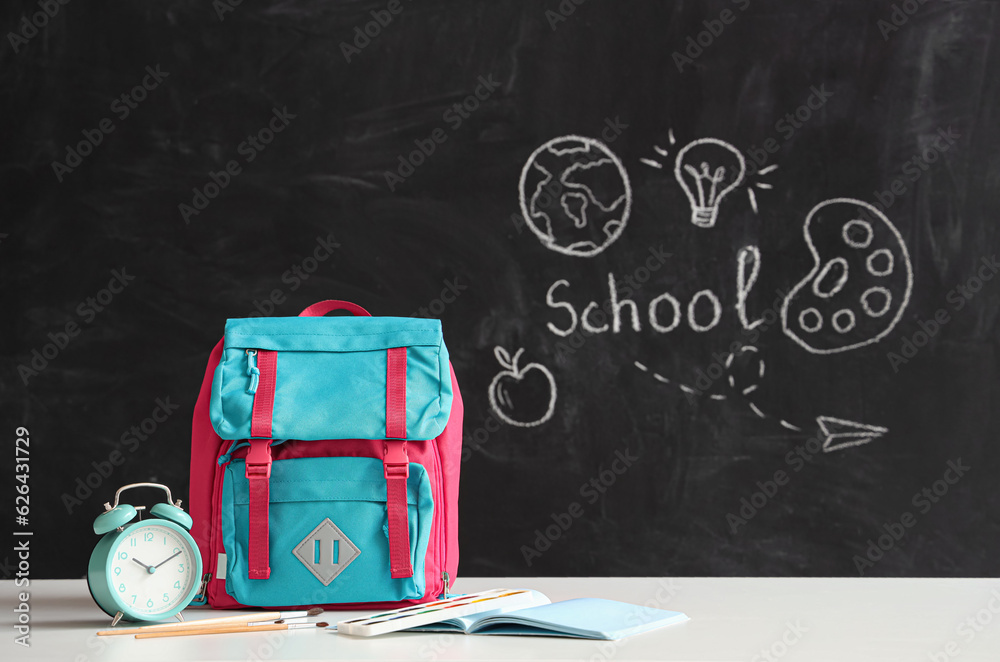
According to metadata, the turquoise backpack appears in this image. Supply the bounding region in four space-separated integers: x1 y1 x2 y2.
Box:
188 300 463 609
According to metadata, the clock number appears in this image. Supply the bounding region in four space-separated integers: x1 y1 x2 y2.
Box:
147 599 154 608
118 551 128 560
178 563 184 573
130 538 137 547
173 581 181 589
118 583 126 593
163 593 170 602
114 567 122 576
144 532 154 542
131 595 137 604
172 548 180 554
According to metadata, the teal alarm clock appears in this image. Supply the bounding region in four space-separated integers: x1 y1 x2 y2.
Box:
87 483 203 625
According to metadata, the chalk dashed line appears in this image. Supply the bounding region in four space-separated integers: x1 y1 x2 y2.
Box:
636 361 681 388
635 346 806 433
640 158 663 169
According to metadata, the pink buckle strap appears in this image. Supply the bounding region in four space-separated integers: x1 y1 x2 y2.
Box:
247 350 276 580
245 438 272 580
250 350 277 439
384 347 412 578
384 439 412 578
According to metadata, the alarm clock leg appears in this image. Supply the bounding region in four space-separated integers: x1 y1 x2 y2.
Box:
111 611 124 627
175 613 185 622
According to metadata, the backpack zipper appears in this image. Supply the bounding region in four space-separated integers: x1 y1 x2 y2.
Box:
430 440 448 597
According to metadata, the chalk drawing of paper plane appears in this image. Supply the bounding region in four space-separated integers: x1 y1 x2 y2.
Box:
817 416 888 453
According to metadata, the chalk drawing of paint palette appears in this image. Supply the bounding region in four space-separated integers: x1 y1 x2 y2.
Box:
782 198 913 355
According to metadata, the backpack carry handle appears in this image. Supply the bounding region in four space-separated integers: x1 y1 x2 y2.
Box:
298 300 372 317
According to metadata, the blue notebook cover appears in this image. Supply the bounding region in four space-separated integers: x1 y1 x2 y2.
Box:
410 596 689 640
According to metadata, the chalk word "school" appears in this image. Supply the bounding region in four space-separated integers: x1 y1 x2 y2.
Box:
545 249 763 336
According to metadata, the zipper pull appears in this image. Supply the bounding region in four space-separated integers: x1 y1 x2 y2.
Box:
217 439 246 466
441 571 451 599
245 349 260 394
190 572 212 606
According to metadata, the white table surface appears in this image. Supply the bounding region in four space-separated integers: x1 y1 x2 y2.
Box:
4 577 1000 661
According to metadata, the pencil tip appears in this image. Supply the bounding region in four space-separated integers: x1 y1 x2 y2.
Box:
274 620 285 624
316 622 329 627
307 608 324 616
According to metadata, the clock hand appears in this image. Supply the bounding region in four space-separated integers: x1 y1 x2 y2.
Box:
153 550 182 569
131 558 151 570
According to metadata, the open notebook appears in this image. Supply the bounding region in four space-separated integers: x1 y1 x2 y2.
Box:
336 589 689 640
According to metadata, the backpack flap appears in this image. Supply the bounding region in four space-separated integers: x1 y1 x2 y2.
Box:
209 316 453 442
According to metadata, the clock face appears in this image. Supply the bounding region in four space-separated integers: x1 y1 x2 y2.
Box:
107 523 199 617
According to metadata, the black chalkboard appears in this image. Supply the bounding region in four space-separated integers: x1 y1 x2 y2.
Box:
3 0 999 581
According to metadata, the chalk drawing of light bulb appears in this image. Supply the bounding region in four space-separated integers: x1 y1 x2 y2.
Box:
673 138 746 228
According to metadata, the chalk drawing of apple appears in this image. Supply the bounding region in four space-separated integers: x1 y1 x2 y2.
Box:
488 346 557 428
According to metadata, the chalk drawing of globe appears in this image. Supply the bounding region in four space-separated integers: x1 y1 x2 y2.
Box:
518 135 632 257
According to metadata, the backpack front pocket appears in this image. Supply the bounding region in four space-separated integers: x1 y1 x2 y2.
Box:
220 456 433 606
